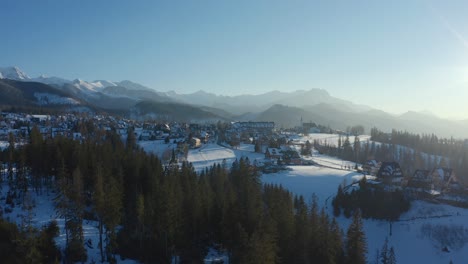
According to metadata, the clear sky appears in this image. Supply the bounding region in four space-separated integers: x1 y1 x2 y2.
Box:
2 0 468 119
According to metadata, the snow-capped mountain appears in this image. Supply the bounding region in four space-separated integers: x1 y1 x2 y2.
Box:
2 65 468 137
0 66 30 80
0 66 119 94
91 80 117 89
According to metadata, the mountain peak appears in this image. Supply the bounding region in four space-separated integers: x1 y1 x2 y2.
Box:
192 90 213 96
400 110 438 119
0 66 30 80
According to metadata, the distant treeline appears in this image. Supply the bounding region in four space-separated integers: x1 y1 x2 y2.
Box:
370 128 467 158
314 128 468 185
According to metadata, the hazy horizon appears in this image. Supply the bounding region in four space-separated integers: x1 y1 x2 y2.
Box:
2 0 468 119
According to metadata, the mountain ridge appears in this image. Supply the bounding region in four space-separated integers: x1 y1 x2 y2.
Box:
1 66 468 137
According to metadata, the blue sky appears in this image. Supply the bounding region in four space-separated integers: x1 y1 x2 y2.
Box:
2 0 468 119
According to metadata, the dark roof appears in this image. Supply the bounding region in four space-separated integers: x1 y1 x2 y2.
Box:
377 161 403 178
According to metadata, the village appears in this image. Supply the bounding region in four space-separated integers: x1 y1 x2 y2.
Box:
1 111 467 206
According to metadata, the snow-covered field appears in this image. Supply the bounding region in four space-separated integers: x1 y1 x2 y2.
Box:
262 166 363 204
138 140 176 159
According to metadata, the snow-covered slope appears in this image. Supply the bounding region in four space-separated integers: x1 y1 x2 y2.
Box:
91 80 117 89
0 66 30 80
34 93 80 105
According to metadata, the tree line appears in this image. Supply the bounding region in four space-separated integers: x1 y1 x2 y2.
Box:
315 131 468 185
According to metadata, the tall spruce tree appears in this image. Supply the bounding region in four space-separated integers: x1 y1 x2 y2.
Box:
346 210 367 264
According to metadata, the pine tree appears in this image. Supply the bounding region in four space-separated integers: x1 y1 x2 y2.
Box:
126 127 136 150
346 210 367 264
7 132 15 190
55 165 86 262
329 218 344 264
379 238 389 264
242 218 278 264
342 135 353 161
354 136 361 162
93 164 106 262
254 141 262 153
103 175 123 262
293 195 309 264
388 246 396 264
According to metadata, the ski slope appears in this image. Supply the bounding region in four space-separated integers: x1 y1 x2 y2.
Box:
187 143 265 172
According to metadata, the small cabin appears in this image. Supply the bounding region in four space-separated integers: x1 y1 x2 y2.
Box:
190 137 202 148
265 148 283 160
408 169 431 189
377 162 403 184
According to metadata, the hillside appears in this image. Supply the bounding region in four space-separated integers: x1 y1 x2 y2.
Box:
251 103 468 138
0 79 84 110
132 100 226 122
101 86 174 103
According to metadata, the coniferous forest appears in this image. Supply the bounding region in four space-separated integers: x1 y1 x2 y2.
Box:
0 126 368 263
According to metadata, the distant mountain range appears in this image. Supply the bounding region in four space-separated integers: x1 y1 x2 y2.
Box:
1 66 467 138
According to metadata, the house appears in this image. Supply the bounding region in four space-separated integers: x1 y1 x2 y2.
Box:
408 169 431 189
190 137 202 148
282 149 302 165
430 167 460 192
31 115 50 122
362 159 381 176
265 148 283 160
377 162 403 184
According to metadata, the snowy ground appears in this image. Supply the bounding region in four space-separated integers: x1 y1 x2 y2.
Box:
0 185 138 264
0 141 9 150
138 140 176 159
262 166 363 205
